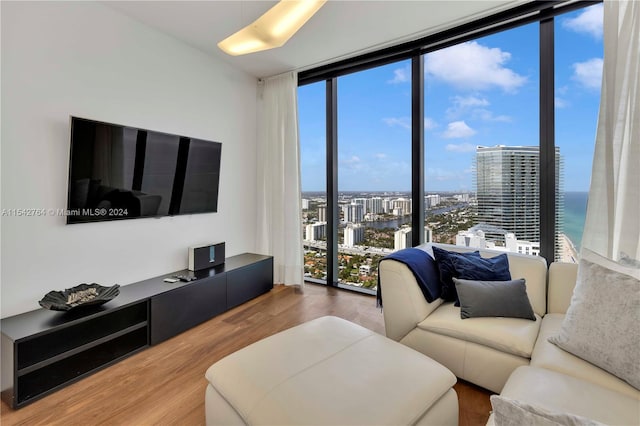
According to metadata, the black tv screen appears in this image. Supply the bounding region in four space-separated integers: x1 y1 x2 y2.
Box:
67 117 222 224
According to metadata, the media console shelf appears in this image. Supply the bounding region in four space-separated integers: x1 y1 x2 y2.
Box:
1 253 273 408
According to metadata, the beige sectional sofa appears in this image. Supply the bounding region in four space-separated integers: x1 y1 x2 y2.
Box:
379 243 640 425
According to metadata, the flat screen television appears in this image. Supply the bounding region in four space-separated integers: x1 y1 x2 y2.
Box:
67 117 222 224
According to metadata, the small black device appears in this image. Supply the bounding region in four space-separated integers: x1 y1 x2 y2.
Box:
189 242 225 271
172 274 196 282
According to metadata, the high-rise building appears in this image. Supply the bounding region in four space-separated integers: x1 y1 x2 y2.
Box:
454 193 470 202
382 198 394 214
393 198 412 215
475 145 562 257
344 203 364 223
305 222 326 241
367 197 383 214
301 198 310 210
318 205 327 222
425 194 441 209
394 227 412 251
344 223 365 247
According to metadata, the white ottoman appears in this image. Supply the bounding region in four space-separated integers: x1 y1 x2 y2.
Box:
205 316 458 425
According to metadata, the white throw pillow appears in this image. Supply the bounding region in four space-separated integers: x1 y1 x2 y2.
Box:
491 395 606 426
548 253 640 390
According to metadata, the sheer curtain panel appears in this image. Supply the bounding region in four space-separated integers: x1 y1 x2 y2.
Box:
256 72 304 286
582 0 640 262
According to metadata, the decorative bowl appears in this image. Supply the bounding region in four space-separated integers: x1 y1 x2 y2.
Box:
39 283 120 311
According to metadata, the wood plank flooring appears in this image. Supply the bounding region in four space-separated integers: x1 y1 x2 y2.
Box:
1 283 493 425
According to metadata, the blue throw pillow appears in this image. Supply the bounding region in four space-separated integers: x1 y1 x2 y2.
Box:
452 253 511 281
432 247 482 302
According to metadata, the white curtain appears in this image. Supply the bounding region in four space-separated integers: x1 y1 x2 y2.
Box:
256 71 304 286
582 0 640 262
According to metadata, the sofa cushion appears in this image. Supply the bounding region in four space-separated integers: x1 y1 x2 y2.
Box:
417 303 541 358
426 244 548 316
497 366 640 426
454 278 535 320
451 254 512 306
548 257 640 390
490 395 606 426
531 314 640 399
432 247 481 302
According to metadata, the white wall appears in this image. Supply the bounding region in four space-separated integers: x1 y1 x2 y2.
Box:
1 1 258 317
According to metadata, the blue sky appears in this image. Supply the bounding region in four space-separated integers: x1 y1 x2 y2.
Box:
299 4 603 193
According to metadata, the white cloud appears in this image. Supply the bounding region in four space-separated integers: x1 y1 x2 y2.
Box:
572 58 603 90
446 143 476 153
340 155 362 171
382 117 411 130
446 95 489 118
388 67 410 84
472 109 511 122
454 95 489 108
383 116 438 130
555 97 569 108
563 4 603 39
425 41 527 92
424 117 438 130
374 153 387 159
443 121 476 139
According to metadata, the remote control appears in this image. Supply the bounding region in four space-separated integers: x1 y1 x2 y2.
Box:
172 274 196 282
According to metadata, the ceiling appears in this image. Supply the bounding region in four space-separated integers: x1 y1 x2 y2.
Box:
105 1 526 79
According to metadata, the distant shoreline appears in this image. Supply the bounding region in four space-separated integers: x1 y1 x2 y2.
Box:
559 233 579 264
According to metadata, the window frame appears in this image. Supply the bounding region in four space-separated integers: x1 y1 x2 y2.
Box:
298 0 601 289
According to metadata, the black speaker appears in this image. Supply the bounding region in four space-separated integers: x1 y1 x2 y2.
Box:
188 242 225 271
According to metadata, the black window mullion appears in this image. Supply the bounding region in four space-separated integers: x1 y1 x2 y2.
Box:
539 16 555 263
411 55 425 247
326 78 339 286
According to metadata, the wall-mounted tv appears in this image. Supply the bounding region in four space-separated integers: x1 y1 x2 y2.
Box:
67 117 222 224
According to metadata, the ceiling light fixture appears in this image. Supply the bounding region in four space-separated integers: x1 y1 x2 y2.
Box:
218 0 327 56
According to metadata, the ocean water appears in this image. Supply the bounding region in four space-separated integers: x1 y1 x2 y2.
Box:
563 192 588 249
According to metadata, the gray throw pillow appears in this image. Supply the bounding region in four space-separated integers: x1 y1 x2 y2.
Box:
548 257 640 390
453 278 536 320
491 395 606 426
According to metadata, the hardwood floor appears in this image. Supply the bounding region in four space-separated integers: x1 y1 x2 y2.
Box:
0 283 493 425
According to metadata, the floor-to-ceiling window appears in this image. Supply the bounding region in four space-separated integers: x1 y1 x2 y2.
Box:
298 1 602 291
554 4 603 262
422 24 541 256
336 61 411 290
299 82 327 283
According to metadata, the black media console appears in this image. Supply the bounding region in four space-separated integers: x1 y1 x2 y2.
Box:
0 253 273 409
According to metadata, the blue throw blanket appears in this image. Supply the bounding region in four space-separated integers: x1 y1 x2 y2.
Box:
377 248 441 308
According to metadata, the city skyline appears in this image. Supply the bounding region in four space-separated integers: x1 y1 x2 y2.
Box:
299 4 603 193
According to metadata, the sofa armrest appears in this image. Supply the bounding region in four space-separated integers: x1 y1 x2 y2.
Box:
547 262 578 314
378 259 443 342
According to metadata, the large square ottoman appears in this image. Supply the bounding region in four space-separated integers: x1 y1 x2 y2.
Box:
205 316 458 425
